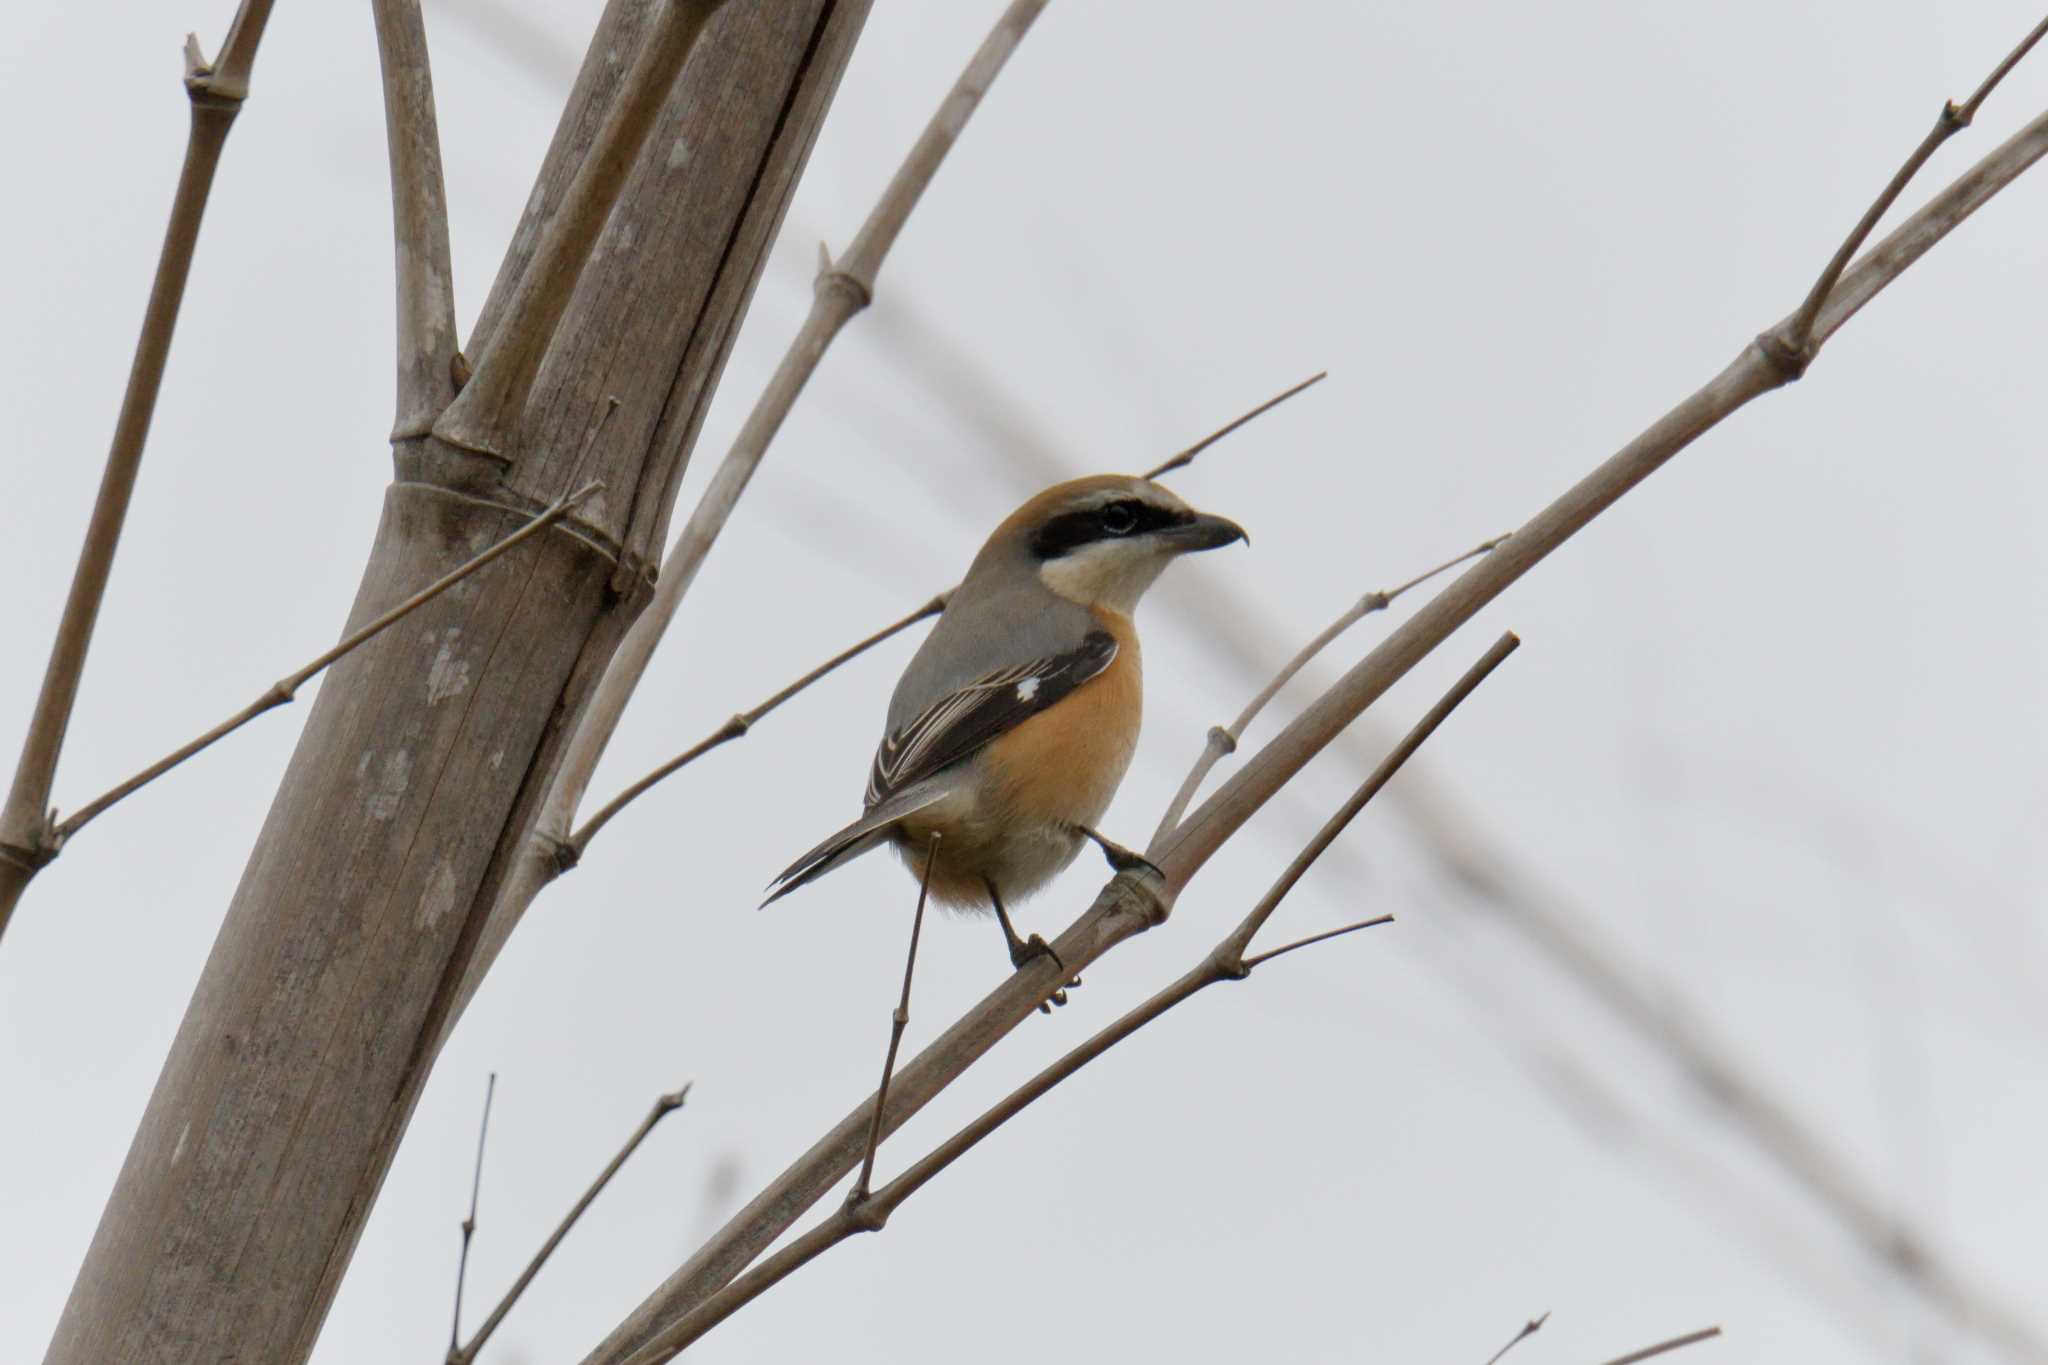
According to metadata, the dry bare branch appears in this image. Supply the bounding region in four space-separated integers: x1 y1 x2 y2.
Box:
853 834 938 1205
1597 1325 1723 1365
608 634 1515 1363
0 0 276 942
1141 370 1327 480
1484 1311 1550 1365
447 1073 497 1361
48 482 600 846
565 594 948 859
452 1084 692 1364
371 0 462 435
432 0 732 457
1151 532 1507 842
1770 15 2048 368
581 33 2048 1357
455 0 1052 1016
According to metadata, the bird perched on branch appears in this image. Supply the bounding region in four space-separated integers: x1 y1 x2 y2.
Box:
764 475 1247 992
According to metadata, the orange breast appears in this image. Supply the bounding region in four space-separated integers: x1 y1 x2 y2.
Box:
981 606 1142 827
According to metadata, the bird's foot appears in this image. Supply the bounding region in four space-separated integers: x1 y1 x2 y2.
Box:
989 879 1083 1013
1074 825 1161 879
1007 935 1083 1014
1008 931 1063 974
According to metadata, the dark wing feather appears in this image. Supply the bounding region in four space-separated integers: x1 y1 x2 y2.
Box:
865 631 1118 806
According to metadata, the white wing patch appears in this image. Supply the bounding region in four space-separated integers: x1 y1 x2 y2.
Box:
1016 677 1040 702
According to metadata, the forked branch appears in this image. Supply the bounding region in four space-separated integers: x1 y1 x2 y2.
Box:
0 0 277 942
1768 15 2048 370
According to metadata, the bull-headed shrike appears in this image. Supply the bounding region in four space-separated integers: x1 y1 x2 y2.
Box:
765 475 1246 985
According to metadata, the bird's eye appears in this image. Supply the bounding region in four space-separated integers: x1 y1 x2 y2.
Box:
1100 503 1138 535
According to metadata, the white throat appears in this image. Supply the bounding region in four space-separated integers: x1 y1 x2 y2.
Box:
1037 541 1173 613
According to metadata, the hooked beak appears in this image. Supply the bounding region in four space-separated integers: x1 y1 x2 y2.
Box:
1161 511 1248 553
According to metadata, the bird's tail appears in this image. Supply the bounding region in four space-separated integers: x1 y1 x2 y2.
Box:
760 786 948 908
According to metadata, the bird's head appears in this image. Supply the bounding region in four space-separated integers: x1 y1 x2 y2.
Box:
987 475 1247 613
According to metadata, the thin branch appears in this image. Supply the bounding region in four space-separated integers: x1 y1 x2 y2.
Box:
370 0 462 436
49 483 600 845
853 834 937 1204
432 0 732 457
615 635 1515 1364
1140 370 1328 480
566 594 948 858
583 54 2048 1363
1770 13 2048 368
1238 913 1395 970
448 1073 497 1359
1151 533 1507 843
0 1 275 940
1597 1325 1723 1365
453 1084 692 1364
1484 1311 1551 1365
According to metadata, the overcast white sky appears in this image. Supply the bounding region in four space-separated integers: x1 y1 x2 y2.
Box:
5 3 2047 1362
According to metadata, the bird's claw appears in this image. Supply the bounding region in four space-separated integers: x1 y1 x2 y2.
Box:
1008 936 1084 1013
1009 932 1063 973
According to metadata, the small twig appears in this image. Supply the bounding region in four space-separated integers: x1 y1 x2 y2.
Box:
1140 371 1327 480
852 834 937 1206
433 0 731 457
0 0 276 940
1484 1311 1551 1365
370 0 461 435
1769 14 2048 370
617 635 1516 1364
1597 1325 1723 1365
568 594 949 857
453 1084 692 1364
1238 914 1394 970
50 483 599 844
1152 534 1507 843
448 1073 496 1360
